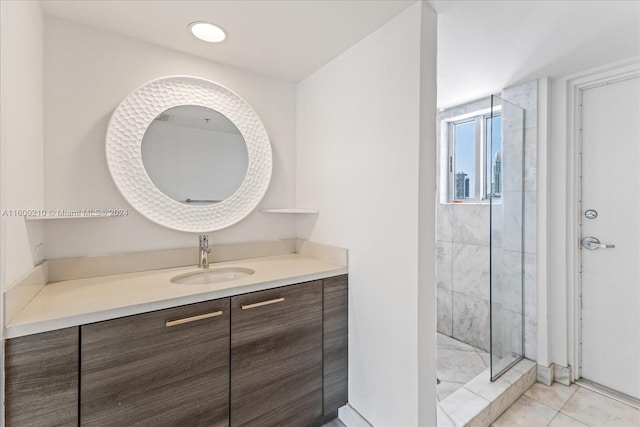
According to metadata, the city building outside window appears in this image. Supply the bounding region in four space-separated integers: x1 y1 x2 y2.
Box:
445 109 502 203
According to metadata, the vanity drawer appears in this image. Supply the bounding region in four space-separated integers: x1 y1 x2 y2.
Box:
230 280 323 427
5 327 79 427
80 299 230 426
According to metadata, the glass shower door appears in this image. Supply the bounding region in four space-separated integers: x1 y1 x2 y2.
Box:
489 95 525 380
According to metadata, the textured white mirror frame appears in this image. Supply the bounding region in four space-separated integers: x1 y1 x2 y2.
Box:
106 76 272 232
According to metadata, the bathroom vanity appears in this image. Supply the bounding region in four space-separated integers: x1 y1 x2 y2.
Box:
4 75 348 426
4 255 348 426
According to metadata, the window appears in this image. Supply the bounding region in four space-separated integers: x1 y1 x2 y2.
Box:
445 109 501 202
486 115 502 198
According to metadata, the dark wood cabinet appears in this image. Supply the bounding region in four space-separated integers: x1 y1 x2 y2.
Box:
5 275 348 426
5 327 79 427
230 280 323 427
323 275 349 416
80 299 230 426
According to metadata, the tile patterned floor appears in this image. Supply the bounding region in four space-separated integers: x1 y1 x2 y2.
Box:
493 382 640 427
437 332 489 401
325 338 639 427
322 373 639 427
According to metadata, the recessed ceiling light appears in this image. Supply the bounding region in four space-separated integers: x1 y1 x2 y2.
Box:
189 22 227 43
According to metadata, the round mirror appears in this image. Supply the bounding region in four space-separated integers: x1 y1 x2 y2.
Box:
141 105 248 205
106 76 272 232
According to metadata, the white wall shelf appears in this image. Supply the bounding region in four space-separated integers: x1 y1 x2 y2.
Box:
260 208 319 214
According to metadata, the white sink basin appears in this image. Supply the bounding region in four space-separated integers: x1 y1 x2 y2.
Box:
170 267 255 285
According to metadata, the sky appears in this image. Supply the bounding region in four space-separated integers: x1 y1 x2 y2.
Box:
454 116 502 199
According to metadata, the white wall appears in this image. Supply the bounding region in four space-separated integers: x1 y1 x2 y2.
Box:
0 0 45 288
0 1 45 421
547 76 571 367
43 16 297 258
296 2 437 425
417 4 438 425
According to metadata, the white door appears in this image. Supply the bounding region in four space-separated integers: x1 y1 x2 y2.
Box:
580 75 640 400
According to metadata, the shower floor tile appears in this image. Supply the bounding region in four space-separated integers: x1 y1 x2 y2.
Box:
437 380 466 401
437 332 477 351
437 333 489 401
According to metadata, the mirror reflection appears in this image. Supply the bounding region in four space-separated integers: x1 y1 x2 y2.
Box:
141 105 249 205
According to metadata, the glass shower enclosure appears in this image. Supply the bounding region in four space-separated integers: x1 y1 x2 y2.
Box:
488 95 525 380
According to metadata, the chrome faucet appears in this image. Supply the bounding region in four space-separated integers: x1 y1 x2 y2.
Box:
198 235 211 269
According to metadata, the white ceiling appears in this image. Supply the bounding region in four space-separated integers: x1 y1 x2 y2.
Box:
431 0 640 108
40 0 640 102
40 0 415 82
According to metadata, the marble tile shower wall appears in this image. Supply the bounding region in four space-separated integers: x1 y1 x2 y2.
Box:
437 204 492 352
503 81 538 361
436 81 538 360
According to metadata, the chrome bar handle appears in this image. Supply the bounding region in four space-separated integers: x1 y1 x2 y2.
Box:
241 297 285 310
165 311 223 327
582 236 615 250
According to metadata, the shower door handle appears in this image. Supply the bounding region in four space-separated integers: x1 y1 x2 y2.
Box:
582 236 615 250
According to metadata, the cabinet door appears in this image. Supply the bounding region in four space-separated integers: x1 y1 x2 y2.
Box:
81 299 230 426
5 327 79 427
323 275 348 415
231 281 323 427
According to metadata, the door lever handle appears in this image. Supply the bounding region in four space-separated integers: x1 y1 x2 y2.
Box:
582 236 615 250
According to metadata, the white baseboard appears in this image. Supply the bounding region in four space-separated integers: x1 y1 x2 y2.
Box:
535 363 571 386
339 404 373 427
553 364 572 386
536 363 554 386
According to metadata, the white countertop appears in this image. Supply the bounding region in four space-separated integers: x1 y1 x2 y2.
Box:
6 254 347 339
